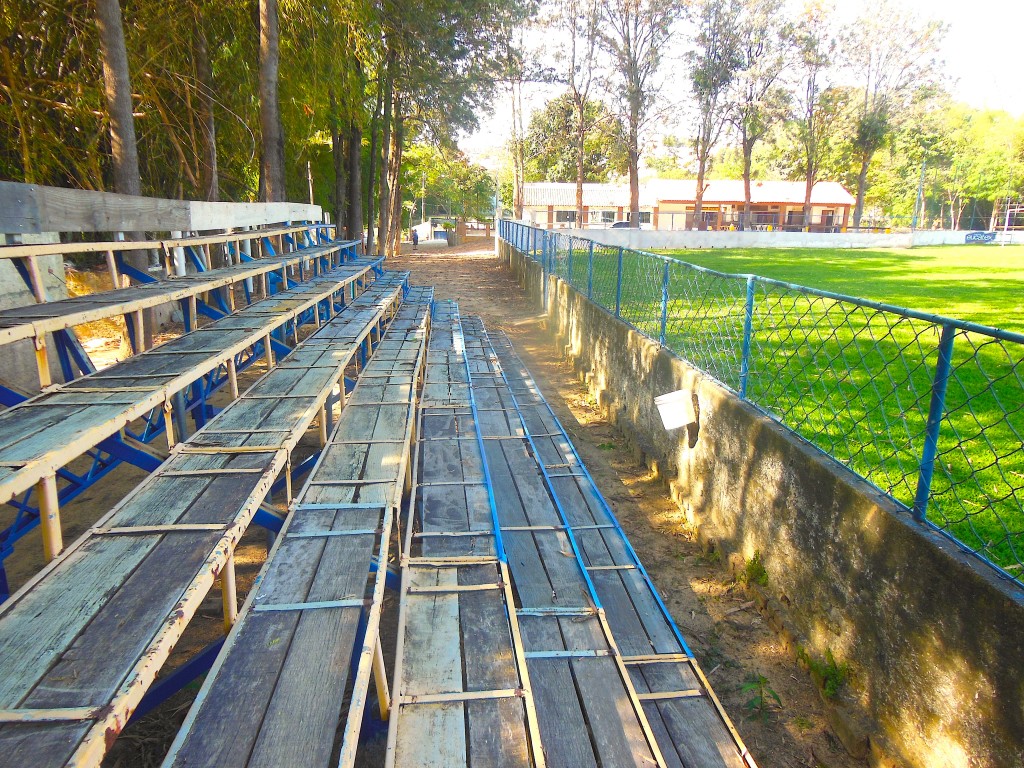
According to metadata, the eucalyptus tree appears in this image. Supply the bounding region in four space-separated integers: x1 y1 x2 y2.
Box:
688 0 743 226
842 0 945 227
728 0 790 228
552 0 602 224
598 0 683 227
258 0 285 201
95 0 141 196
789 1 839 227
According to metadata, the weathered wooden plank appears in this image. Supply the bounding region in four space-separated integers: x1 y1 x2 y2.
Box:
163 611 301 768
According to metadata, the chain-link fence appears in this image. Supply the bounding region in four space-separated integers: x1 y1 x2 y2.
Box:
500 219 1024 585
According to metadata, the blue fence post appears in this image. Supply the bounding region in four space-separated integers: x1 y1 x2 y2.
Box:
659 261 669 346
541 230 549 309
568 238 574 287
912 324 956 521
615 247 623 317
739 276 756 399
587 242 594 299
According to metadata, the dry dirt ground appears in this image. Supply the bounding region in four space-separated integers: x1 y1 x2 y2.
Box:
5 240 865 768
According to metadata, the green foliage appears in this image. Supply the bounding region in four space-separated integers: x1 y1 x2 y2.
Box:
797 646 849 699
0 0 528 208
738 550 768 587
402 143 495 222
741 673 781 719
524 93 627 183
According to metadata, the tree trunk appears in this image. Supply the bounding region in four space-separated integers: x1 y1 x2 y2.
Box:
329 89 346 239
852 153 870 228
575 98 585 227
695 155 707 229
742 136 753 230
377 71 395 256
627 120 639 228
194 18 218 201
347 120 362 246
96 0 154 345
803 172 814 230
95 0 141 196
366 84 382 255
258 0 285 202
386 109 404 257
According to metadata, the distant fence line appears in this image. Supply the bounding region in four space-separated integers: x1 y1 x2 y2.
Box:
499 219 1024 587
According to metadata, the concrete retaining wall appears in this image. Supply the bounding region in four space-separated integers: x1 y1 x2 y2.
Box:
0 234 68 392
556 227 1022 250
501 239 1024 768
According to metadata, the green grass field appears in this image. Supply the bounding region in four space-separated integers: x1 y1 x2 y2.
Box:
660 244 1024 332
548 239 1024 575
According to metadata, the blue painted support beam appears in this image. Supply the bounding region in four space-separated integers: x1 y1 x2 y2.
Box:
96 435 164 473
270 449 320 495
128 638 226 724
253 506 285 533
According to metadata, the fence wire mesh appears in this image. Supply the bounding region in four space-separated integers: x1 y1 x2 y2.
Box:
501 220 1024 585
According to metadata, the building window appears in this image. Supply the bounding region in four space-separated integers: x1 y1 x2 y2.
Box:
591 210 615 223
555 210 577 223
627 211 652 224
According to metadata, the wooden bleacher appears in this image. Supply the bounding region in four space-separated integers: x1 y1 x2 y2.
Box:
386 300 543 767
464 317 753 768
163 288 433 768
0 180 756 768
0 272 409 768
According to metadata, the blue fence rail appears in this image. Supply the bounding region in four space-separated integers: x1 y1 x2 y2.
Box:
499 219 1024 587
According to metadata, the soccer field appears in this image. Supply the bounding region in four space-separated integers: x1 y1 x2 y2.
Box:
551 238 1024 577
658 244 1024 332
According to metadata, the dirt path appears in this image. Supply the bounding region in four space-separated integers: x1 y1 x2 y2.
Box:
387 237 863 768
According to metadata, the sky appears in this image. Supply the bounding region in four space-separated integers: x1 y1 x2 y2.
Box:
461 0 1024 168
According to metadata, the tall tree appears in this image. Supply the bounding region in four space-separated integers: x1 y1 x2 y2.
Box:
599 0 682 227
524 93 627 182
688 0 743 228
377 51 395 256
728 0 790 228
193 7 218 201
258 0 285 201
790 1 838 227
842 0 945 227
347 118 362 243
555 0 601 224
94 0 141 195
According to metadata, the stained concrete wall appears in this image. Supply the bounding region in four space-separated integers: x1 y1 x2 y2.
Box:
0 234 68 392
554 226 1022 250
501 240 1024 768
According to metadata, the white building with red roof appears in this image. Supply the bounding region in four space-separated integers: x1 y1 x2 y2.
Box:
522 179 855 231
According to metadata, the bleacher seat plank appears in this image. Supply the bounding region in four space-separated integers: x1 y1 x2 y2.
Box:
0 239 360 347
385 301 540 768
0 273 409 768
482 325 751 768
461 317 669 768
162 288 431 768
0 258 380 506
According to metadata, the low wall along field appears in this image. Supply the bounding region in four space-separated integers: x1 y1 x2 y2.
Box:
501 237 1024 768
